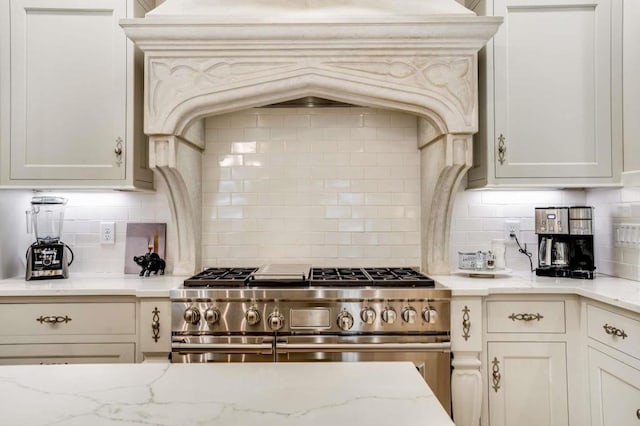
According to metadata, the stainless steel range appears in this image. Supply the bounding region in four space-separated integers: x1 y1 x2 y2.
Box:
171 264 451 414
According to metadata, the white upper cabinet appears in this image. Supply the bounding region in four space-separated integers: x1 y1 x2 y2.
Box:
0 0 153 189
467 0 623 188
622 0 640 186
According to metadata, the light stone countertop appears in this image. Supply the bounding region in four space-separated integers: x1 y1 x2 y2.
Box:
2 271 640 314
0 273 187 297
434 272 640 314
0 362 454 426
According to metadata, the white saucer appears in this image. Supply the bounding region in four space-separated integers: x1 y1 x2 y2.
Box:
454 268 512 278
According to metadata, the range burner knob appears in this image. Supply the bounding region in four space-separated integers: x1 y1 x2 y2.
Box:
360 307 376 325
183 307 201 325
267 309 285 331
245 307 261 326
402 306 417 324
381 307 397 324
337 310 354 330
422 306 439 324
204 308 221 325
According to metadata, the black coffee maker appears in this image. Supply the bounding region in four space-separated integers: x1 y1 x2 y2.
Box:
535 206 595 279
25 196 74 280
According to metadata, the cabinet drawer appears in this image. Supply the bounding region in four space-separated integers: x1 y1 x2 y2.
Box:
587 304 640 360
0 343 135 365
0 303 136 336
487 301 566 333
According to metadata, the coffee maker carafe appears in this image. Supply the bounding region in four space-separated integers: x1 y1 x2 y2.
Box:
25 196 74 280
535 207 571 277
535 206 595 279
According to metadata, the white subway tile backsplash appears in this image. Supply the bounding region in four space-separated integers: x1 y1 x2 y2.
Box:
230 114 257 128
468 204 497 218
338 246 365 258
338 219 365 232
216 128 245 142
325 206 352 219
622 189 640 203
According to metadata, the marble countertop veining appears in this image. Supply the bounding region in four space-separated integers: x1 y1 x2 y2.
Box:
434 271 640 314
0 362 454 426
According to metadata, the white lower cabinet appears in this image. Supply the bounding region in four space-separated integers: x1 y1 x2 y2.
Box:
585 302 640 426
487 342 569 426
138 299 171 362
482 296 583 426
0 298 138 365
588 347 640 426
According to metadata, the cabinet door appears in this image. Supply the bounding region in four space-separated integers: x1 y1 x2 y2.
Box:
9 0 126 180
588 347 640 426
0 343 135 365
138 300 171 360
493 0 615 179
488 342 569 426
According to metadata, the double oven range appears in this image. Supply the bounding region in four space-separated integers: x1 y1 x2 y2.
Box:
171 264 451 414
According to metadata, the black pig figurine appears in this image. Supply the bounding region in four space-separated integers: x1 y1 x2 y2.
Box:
133 252 166 277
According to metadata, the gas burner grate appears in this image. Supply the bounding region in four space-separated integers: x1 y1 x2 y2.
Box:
184 267 258 287
363 267 434 287
311 268 370 284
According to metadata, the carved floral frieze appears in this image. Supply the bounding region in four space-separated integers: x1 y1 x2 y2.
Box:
327 57 473 116
149 59 296 117
147 56 474 127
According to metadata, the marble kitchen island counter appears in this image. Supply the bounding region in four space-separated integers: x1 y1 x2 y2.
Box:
0 362 453 426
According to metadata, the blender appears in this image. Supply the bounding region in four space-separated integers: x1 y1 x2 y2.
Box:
25 196 74 280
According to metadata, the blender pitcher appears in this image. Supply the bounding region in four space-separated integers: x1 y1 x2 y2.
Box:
26 196 67 243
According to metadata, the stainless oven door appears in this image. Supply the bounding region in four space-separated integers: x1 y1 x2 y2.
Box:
171 336 275 363
276 335 451 416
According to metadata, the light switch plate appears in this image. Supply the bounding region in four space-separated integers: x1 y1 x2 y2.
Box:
613 223 640 248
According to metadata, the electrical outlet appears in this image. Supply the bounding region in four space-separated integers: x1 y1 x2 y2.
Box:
504 220 521 242
100 222 115 245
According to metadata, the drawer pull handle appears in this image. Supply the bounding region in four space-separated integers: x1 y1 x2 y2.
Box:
636 409 639 420
497 134 506 165
36 315 72 324
603 324 627 339
491 357 501 392
509 313 543 322
152 307 161 343
462 305 471 341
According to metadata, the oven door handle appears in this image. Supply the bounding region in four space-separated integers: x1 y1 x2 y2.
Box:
172 343 274 354
276 342 451 353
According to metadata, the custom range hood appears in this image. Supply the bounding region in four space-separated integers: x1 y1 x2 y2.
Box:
121 0 501 276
